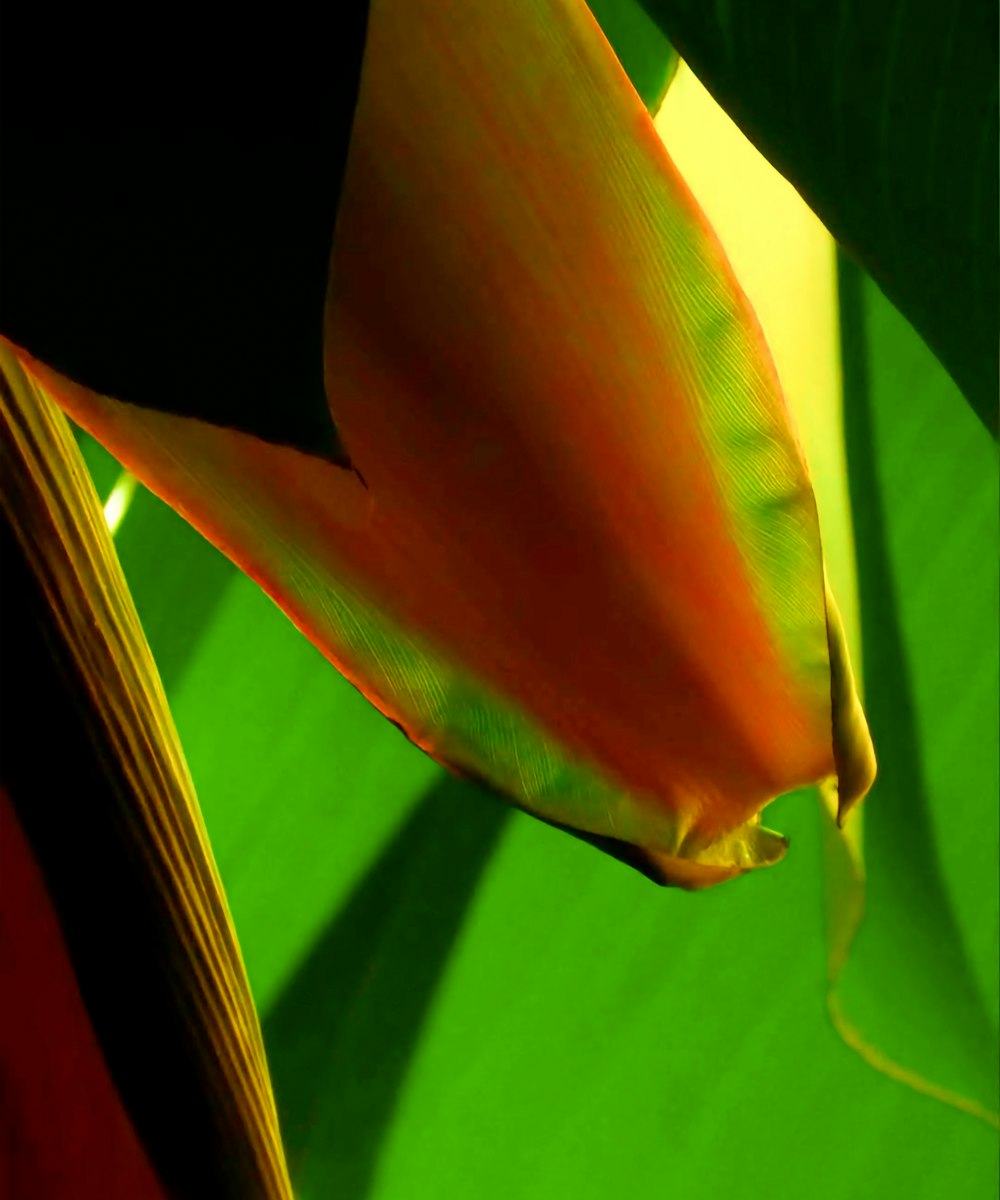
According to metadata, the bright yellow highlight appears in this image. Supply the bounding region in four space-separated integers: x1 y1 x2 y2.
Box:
655 58 865 877
103 470 138 536
656 65 860 669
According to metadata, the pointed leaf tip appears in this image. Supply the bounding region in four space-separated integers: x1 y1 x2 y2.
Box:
825 582 877 826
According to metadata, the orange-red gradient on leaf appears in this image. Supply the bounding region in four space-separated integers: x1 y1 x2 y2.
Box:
12 0 874 886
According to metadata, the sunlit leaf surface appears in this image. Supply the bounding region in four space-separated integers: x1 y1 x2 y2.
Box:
642 37 998 1130
6 0 996 1194
60 29 996 1199
90 441 998 1200
639 0 999 433
20 0 874 887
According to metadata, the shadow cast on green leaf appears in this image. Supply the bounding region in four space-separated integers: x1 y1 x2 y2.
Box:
262 774 510 1200
838 252 999 1111
113 488 237 696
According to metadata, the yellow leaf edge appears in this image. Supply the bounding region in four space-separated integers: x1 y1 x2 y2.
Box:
821 591 999 1130
0 341 296 1195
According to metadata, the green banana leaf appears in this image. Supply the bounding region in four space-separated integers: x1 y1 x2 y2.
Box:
88 444 999 1197
828 252 999 1119
587 0 679 112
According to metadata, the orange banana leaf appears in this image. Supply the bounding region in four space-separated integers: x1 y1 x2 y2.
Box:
4 0 874 888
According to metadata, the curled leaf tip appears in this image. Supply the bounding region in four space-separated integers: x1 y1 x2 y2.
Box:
824 582 877 826
669 822 790 890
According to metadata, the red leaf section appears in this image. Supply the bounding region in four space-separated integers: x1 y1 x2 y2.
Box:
0 785 167 1200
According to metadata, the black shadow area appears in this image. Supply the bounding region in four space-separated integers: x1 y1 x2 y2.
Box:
0 3 371 464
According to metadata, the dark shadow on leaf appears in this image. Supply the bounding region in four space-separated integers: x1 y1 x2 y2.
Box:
640 1 998 433
114 488 237 696
263 774 510 1200
838 251 999 1107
